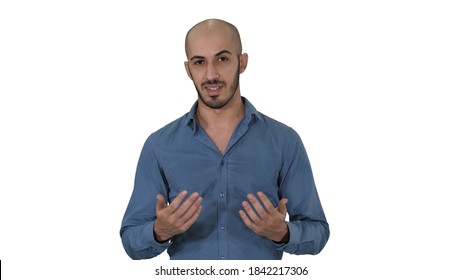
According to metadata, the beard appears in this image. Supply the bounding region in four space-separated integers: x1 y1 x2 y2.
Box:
193 62 240 110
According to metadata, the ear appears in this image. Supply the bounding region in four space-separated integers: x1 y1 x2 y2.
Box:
239 53 249 74
184 61 193 80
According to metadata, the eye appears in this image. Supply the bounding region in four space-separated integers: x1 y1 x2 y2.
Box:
193 59 204 65
218 56 229 62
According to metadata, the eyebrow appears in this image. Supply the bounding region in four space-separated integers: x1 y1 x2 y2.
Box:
189 50 232 61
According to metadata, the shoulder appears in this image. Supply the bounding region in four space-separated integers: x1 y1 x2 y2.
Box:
256 112 301 140
145 113 190 146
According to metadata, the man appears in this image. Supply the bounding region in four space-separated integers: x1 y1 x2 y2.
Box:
120 19 329 260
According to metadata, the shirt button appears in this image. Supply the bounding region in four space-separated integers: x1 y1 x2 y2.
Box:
221 256 226 260
220 192 224 198
220 225 225 230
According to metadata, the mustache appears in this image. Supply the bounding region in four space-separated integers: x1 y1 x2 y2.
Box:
202 80 225 87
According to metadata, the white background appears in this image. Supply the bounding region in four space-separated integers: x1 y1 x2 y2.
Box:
1 0 461 279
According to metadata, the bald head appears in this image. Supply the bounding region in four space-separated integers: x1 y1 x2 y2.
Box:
185 19 242 59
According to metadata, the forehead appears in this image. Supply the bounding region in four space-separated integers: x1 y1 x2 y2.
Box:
186 25 238 58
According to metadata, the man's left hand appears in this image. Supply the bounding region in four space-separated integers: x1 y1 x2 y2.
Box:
239 191 289 243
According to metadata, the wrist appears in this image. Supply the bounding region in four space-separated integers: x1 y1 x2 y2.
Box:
273 224 289 244
153 223 171 243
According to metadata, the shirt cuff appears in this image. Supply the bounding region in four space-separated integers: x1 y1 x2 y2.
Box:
143 221 171 249
274 222 298 252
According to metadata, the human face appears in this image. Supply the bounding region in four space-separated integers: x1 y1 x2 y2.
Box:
188 52 240 109
185 30 247 110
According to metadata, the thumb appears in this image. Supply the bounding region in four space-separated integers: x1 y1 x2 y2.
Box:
278 198 288 216
156 194 167 211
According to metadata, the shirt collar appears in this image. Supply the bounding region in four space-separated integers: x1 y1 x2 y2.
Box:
184 97 262 132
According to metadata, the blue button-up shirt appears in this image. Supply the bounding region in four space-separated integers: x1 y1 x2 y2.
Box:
120 98 329 260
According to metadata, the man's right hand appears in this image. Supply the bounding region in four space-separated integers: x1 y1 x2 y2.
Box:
154 191 202 242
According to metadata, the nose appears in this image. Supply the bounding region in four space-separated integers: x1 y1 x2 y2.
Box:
205 62 219 81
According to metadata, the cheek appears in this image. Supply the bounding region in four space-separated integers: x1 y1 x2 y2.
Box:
189 68 205 81
190 74 205 89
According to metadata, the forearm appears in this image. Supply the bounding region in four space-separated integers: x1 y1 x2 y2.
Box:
120 135 171 259
120 221 170 260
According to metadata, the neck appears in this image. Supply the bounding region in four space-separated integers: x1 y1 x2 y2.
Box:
196 93 245 130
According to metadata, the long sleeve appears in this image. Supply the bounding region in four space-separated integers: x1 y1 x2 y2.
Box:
277 129 330 255
119 99 329 259
120 135 170 259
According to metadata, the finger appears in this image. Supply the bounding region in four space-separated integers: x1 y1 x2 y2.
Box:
256 191 278 214
175 192 201 218
239 209 257 231
242 200 261 223
278 198 288 216
179 196 203 222
168 190 188 212
156 194 167 212
247 193 269 219
181 205 203 231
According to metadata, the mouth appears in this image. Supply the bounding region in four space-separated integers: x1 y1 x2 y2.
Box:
204 84 224 97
